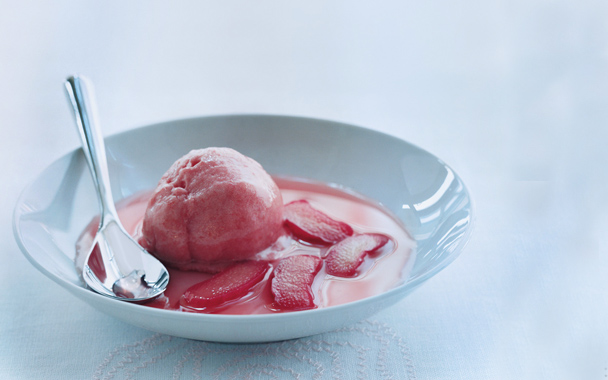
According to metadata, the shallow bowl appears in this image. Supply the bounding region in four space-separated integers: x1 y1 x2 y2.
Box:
13 114 473 343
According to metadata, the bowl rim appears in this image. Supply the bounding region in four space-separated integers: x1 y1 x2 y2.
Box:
13 113 474 323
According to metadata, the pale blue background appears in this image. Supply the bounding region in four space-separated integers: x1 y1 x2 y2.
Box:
2 1 607 378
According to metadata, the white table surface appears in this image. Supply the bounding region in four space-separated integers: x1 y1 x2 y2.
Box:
2 1 607 379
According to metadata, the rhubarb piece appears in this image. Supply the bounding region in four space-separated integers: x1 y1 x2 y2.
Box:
180 260 270 308
325 234 389 277
283 200 353 245
271 255 323 310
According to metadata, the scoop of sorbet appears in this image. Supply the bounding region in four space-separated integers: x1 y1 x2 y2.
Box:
139 147 283 273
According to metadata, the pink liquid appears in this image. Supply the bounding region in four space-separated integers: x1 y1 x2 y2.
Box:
75 178 415 314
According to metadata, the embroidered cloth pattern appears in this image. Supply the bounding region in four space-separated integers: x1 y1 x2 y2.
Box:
93 320 416 380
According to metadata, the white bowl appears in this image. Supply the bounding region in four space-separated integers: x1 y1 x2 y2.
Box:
13 114 473 343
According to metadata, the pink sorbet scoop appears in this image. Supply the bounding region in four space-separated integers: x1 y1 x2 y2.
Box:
139 147 283 273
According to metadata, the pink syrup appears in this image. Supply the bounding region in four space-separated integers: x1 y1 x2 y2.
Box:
75 178 416 314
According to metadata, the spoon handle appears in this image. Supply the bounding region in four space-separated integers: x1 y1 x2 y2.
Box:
65 75 118 222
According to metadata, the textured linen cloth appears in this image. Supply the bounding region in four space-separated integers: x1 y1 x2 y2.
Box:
2 1 608 379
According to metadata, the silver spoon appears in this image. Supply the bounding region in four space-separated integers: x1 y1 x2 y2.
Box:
65 75 169 302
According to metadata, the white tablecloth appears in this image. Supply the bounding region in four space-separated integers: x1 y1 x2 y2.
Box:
2 1 607 379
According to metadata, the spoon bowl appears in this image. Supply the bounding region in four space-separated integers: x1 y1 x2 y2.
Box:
64 75 169 302
82 220 169 301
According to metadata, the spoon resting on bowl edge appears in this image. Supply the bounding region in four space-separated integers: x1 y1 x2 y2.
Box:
64 75 169 302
